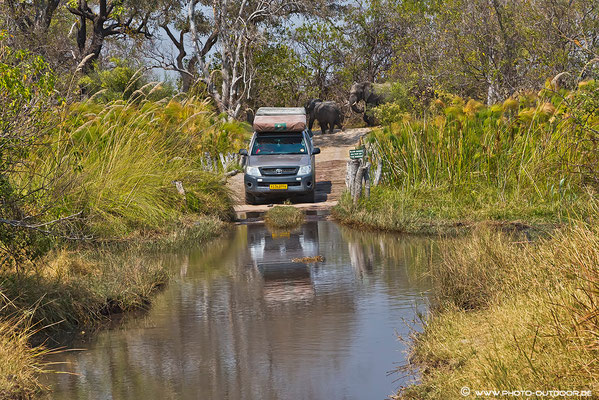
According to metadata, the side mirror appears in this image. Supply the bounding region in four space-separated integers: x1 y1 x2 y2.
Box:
239 149 248 156
312 147 321 155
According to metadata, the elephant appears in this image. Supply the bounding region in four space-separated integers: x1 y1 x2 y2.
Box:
304 99 344 134
349 82 391 126
245 108 255 125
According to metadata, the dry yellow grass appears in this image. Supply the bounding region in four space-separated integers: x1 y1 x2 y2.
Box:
399 223 599 399
0 314 48 400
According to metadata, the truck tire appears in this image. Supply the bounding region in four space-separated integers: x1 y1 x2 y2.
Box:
302 191 315 203
245 192 257 205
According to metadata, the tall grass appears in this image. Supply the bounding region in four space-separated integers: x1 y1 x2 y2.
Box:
21 92 248 237
371 90 593 198
0 315 50 399
0 82 246 397
335 82 599 231
399 221 599 398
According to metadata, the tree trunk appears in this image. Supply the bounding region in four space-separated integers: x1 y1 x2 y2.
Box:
76 12 87 56
81 17 106 72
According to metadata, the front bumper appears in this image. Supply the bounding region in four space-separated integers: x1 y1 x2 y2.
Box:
244 173 314 197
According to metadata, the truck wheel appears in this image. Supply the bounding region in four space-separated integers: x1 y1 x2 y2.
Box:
245 192 257 205
302 191 315 203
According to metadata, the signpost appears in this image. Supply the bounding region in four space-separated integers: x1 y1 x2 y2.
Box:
349 148 365 159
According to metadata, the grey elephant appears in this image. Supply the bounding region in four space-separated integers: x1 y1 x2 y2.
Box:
304 99 344 134
349 82 391 126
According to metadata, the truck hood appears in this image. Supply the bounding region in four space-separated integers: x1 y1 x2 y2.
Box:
248 154 310 167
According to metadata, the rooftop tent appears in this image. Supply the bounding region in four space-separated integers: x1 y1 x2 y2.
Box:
253 107 307 132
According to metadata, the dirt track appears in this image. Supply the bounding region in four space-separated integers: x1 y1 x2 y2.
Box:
229 127 370 214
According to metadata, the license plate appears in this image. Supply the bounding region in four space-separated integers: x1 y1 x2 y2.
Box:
272 232 290 239
269 184 288 190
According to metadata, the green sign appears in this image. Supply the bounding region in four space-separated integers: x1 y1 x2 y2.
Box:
274 123 287 131
349 148 365 159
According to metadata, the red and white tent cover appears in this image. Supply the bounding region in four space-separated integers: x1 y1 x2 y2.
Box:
253 107 306 132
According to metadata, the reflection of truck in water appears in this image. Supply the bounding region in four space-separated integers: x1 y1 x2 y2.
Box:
247 223 319 303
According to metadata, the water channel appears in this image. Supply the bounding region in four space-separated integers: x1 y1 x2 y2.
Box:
43 220 432 400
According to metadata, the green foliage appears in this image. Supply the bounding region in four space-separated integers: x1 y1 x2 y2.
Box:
197 119 249 160
374 102 411 125
0 34 57 269
78 58 175 102
251 44 310 107
0 32 56 172
292 21 348 99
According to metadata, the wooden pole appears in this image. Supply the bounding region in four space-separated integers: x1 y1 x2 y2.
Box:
364 162 371 198
346 159 361 191
353 159 365 204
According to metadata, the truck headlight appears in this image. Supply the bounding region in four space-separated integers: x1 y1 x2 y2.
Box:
246 166 261 176
298 165 311 175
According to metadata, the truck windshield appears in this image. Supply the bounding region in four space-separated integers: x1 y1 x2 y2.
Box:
251 133 307 155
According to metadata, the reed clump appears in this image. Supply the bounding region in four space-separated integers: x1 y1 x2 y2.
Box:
264 206 305 229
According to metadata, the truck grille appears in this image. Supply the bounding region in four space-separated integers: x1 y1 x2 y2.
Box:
260 167 298 176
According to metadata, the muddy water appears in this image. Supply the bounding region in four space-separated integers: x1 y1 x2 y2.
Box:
44 221 432 400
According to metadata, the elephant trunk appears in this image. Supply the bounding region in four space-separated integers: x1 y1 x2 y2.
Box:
349 94 364 113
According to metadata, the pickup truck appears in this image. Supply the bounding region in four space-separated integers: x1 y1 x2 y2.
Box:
239 107 320 205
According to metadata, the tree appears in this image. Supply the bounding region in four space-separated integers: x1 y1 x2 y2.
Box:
4 0 62 33
250 43 310 108
342 0 403 83
0 35 62 269
388 0 599 104
150 0 337 118
151 0 215 93
188 0 302 118
67 0 160 73
292 21 347 99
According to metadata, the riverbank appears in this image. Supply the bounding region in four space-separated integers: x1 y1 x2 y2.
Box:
397 221 599 399
333 84 599 398
0 216 229 399
331 186 584 235
335 83 599 234
0 86 245 398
